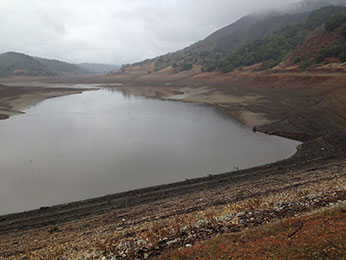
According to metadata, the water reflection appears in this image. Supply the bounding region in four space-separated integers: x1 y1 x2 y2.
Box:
0 88 299 215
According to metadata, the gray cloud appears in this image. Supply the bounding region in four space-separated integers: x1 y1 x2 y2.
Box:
0 0 298 65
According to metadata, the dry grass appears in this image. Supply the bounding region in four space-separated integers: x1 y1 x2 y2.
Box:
156 204 346 260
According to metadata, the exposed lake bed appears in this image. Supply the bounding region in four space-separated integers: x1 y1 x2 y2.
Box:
0 86 299 215
0 75 345 260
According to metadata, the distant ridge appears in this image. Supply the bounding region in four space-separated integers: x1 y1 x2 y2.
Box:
78 63 119 74
0 52 55 77
0 52 118 77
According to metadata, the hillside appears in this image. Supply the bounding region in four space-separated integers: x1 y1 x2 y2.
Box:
120 2 346 75
0 52 54 77
212 5 346 73
0 52 90 77
35 57 88 75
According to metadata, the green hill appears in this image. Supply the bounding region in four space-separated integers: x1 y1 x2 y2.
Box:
0 52 90 77
0 52 54 77
125 1 346 74
207 5 346 73
36 57 88 75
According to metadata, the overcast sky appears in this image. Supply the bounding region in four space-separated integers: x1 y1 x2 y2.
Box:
0 0 299 65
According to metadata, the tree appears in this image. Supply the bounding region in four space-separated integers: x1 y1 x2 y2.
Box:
179 63 193 71
299 60 312 69
341 24 346 37
325 14 346 31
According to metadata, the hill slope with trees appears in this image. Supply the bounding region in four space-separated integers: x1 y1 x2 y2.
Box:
121 1 346 75
0 52 116 77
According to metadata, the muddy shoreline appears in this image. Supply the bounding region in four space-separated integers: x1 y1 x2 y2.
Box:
0 84 93 120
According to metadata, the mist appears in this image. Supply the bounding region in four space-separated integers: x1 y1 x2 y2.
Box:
0 0 313 65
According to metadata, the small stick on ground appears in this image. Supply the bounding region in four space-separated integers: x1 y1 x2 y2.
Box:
288 222 303 238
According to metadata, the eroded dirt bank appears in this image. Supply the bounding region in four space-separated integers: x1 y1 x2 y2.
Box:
0 71 346 259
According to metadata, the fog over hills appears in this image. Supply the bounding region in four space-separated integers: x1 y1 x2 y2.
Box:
125 0 346 74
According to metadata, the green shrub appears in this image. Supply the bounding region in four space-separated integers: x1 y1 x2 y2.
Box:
315 49 329 63
299 60 312 69
179 63 193 71
261 59 280 70
315 43 346 63
325 13 346 31
304 6 346 30
341 24 346 37
338 51 346 62
205 63 217 72
293 56 301 64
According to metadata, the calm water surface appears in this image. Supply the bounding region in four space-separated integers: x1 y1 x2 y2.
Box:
0 87 299 215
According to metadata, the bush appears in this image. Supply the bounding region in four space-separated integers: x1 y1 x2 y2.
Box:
299 60 312 69
338 51 346 62
315 43 346 63
200 51 209 58
220 64 235 73
261 59 280 70
205 63 217 72
325 13 346 31
329 44 344 56
341 24 346 37
315 49 329 63
293 56 301 64
179 63 193 71
304 6 346 30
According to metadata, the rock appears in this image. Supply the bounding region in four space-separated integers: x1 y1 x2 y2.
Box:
218 213 234 222
236 212 245 217
185 244 192 247
195 219 208 228
136 237 146 247
166 238 181 246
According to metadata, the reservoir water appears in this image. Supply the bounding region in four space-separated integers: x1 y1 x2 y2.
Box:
0 87 300 215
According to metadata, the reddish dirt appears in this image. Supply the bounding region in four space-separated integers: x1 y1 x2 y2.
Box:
157 205 346 260
287 30 343 64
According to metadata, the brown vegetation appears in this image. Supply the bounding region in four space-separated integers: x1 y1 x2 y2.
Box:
156 204 346 260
